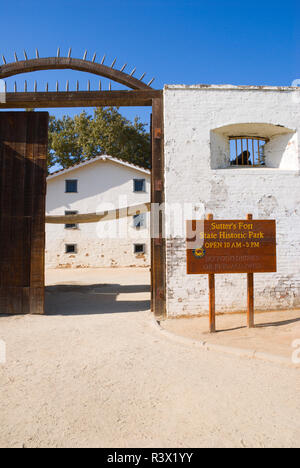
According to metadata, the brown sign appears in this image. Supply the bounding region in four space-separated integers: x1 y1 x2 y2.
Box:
186 219 277 274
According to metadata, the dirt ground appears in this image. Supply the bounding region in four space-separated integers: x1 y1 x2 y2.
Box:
0 268 299 448
162 310 300 360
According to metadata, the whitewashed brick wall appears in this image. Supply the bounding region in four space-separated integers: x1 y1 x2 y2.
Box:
164 85 300 317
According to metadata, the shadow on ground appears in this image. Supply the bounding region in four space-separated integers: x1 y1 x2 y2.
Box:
256 317 300 328
215 316 300 333
45 283 151 315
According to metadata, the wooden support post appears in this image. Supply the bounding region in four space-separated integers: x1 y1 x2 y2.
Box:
247 213 255 328
209 273 216 333
207 213 216 333
151 97 166 320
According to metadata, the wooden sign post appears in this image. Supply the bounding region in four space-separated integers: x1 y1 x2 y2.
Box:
206 214 216 333
186 215 277 333
246 214 254 328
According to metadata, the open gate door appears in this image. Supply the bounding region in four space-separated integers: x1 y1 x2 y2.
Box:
0 112 49 314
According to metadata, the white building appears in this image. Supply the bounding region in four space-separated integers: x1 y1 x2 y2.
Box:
46 155 151 268
163 84 300 317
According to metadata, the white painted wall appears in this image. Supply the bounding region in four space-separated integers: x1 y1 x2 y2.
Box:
164 85 300 317
46 158 150 268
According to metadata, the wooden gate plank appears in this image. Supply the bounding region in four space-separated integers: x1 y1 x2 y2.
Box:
0 112 48 315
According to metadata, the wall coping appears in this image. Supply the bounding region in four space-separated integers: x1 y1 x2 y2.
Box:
164 84 300 92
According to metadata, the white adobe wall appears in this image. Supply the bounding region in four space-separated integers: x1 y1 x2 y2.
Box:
46 159 150 268
164 85 300 317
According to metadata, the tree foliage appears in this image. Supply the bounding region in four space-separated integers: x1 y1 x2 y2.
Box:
48 107 151 172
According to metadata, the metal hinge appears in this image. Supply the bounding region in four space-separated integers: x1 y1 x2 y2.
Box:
154 179 163 191
154 128 162 139
156 288 165 300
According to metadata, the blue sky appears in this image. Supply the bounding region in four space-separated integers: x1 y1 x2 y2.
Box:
1 0 299 127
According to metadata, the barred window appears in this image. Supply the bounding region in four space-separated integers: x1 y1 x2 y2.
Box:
65 179 78 193
65 211 78 229
134 243 145 254
133 213 146 229
133 179 146 192
65 244 77 254
229 137 268 167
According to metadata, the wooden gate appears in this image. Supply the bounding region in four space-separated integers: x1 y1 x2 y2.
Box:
0 112 49 314
0 50 166 319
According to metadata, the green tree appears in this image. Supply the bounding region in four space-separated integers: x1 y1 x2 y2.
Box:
48 107 151 172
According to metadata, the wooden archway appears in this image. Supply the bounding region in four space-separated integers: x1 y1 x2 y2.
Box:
0 56 153 90
0 51 166 320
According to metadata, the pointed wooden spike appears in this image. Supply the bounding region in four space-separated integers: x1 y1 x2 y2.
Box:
34 81 37 92
68 48 72 58
101 55 106 65
147 78 155 86
23 50 28 60
4 81 6 93
56 81 59 92
120 63 127 72
92 53 96 63
139 72 146 81
130 67 136 77
83 50 87 60
87 80 90 91
66 80 69 92
14 52 18 62
109 82 112 91
2 55 6 64
111 58 116 68
36 48 39 59
45 82 48 92
24 81 27 92
99 80 102 91
57 47 60 58
76 80 79 91
14 82 17 93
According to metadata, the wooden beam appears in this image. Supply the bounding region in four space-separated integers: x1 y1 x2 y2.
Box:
0 90 162 109
46 202 151 224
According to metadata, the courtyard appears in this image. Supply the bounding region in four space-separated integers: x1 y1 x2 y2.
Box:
0 268 299 448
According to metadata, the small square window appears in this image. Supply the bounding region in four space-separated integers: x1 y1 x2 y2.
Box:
134 243 145 254
133 179 145 192
133 213 146 229
65 180 78 193
65 211 78 229
65 244 77 254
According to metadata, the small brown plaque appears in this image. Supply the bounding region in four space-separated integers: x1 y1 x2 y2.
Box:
187 219 277 274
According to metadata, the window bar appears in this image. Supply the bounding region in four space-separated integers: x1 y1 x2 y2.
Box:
257 139 260 166
252 139 255 166
241 138 244 165
235 139 238 165
261 139 265 165
246 138 249 165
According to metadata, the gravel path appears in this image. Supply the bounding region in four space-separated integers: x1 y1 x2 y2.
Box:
0 269 299 448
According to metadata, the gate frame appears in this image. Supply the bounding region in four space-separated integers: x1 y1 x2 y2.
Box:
0 55 166 319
